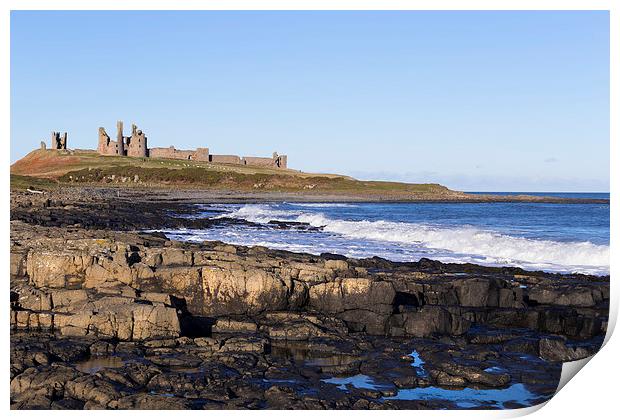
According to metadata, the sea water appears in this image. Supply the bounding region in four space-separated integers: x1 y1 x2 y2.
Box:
162 193 609 275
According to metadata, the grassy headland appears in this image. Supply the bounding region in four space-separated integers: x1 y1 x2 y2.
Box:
10 149 608 203
10 149 459 199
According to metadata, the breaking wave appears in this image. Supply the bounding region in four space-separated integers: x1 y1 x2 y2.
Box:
216 204 609 275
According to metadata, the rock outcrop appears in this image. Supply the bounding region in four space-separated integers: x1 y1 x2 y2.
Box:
11 222 609 344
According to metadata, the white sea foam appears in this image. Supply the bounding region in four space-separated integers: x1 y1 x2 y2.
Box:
216 204 609 275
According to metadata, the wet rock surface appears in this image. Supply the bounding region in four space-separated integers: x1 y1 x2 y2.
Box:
9 188 609 409
11 330 561 410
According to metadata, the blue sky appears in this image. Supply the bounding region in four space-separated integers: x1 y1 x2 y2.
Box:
11 11 609 191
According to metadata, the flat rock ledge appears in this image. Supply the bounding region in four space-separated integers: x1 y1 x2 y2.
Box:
11 222 608 346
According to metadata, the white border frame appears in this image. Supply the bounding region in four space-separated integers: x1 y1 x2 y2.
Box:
2 2 616 419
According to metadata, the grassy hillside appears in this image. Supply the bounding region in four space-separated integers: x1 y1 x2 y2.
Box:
10 149 347 179
11 149 460 198
10 174 58 191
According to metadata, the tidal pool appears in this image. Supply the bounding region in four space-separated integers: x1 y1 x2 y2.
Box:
322 374 390 391
75 356 125 374
409 350 427 377
384 383 545 408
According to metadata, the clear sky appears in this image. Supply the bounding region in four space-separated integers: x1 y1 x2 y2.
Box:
10 11 609 191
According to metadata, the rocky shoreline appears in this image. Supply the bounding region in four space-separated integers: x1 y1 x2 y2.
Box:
10 181 610 205
10 187 610 409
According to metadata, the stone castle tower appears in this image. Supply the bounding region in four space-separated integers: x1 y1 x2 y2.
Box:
126 124 148 157
117 121 125 156
51 132 67 150
97 121 147 157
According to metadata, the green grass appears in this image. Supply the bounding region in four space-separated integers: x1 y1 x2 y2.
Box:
10 174 58 191
58 165 451 196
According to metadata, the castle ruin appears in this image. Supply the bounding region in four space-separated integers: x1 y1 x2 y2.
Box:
98 121 147 158
51 131 67 150
44 121 288 169
97 121 287 168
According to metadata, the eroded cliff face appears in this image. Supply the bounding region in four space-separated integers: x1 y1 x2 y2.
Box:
10 221 608 359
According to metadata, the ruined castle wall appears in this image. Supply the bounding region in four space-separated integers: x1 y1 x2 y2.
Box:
149 146 211 161
99 140 123 156
149 147 191 160
172 150 195 160
193 148 210 162
242 157 277 167
97 127 122 156
149 147 183 160
242 155 287 168
210 155 243 164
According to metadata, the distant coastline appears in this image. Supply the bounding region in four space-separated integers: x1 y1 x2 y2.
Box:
467 191 610 200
